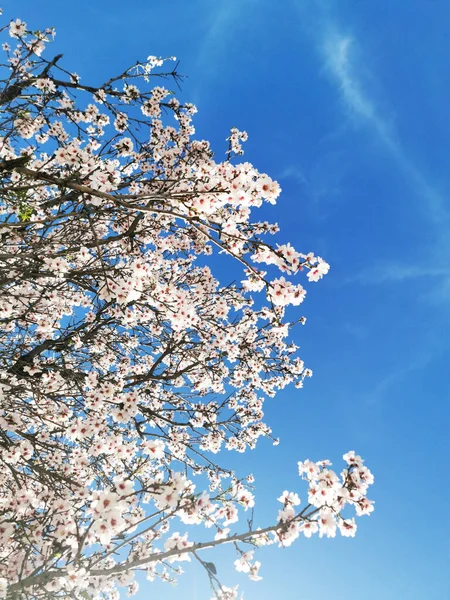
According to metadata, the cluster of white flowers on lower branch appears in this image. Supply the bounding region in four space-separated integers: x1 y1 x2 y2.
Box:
276 451 373 544
215 452 374 599
0 453 373 600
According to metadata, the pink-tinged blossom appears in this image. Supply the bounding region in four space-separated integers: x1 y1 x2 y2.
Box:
212 585 240 600
307 257 330 282
298 459 320 479
319 509 337 538
9 19 26 38
268 277 306 306
277 490 301 506
256 175 281 204
300 520 319 538
278 505 296 523
276 520 301 547
34 78 56 93
343 450 364 466
143 439 165 459
63 567 88 591
355 497 375 516
164 532 193 563
115 137 134 156
339 518 357 537
234 550 254 573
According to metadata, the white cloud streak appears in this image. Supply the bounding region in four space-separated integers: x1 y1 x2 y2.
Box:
306 13 450 299
196 2 238 72
349 264 450 285
322 32 448 224
192 0 257 101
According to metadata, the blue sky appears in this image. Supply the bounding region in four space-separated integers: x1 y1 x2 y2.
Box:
4 0 449 598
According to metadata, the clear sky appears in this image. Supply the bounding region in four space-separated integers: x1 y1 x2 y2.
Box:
3 0 449 598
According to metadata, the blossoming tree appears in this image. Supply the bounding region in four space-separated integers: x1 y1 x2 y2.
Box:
0 15 374 600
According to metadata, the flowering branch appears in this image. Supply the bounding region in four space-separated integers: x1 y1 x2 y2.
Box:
0 14 372 600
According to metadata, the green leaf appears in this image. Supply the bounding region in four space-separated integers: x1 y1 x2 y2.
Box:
205 561 217 575
18 203 33 222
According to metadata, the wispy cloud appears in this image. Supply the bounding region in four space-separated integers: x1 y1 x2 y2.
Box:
347 261 450 305
324 36 382 126
322 31 449 225
364 350 434 408
292 4 450 301
348 264 450 285
280 166 309 187
192 0 257 102
195 2 239 73
280 144 355 217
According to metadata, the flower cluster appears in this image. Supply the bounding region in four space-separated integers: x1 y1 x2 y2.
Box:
274 452 374 547
227 126 248 155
